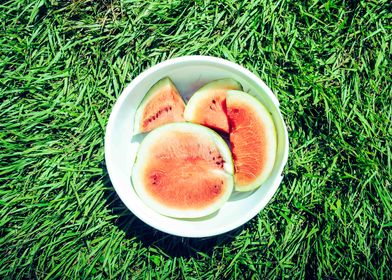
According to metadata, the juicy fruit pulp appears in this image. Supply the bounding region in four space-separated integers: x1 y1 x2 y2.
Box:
132 123 234 218
134 77 185 133
184 78 243 133
227 91 277 191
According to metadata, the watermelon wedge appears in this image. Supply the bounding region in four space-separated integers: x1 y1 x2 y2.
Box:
132 122 234 218
226 91 277 191
134 77 185 134
183 78 242 133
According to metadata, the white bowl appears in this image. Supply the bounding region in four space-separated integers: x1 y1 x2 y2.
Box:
105 56 289 238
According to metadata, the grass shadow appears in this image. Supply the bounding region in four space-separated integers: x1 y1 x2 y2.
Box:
101 163 242 258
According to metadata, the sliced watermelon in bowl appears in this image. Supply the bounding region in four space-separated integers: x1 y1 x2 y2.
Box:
105 56 289 237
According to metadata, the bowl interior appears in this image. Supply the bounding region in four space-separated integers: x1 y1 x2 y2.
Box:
105 56 288 237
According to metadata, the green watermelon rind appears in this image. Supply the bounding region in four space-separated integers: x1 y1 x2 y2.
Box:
133 77 185 134
131 122 234 218
227 90 277 192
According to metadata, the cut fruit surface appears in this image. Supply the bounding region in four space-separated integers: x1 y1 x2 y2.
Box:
227 91 277 191
134 77 185 133
132 123 234 218
184 78 242 133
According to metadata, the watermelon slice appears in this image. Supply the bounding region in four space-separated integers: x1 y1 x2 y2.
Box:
226 91 277 191
184 78 243 133
132 123 234 218
134 77 185 133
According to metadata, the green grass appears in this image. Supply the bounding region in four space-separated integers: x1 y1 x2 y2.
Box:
1 0 391 278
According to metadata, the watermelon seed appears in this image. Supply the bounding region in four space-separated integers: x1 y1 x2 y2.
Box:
212 99 216 104
213 157 215 160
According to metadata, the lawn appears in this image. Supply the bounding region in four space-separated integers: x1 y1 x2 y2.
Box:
1 0 391 279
